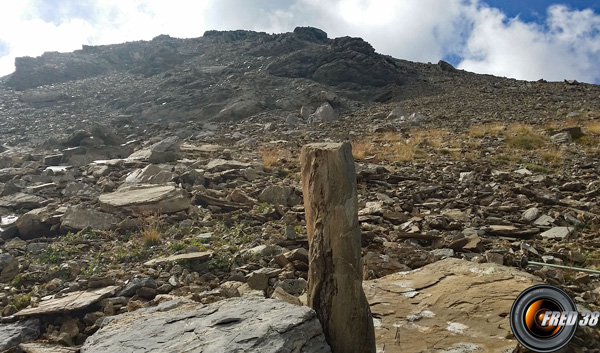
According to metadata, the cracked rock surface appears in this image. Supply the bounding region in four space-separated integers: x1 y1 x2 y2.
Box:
81 297 331 353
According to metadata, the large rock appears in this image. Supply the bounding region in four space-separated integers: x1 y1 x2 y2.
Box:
81 297 331 353
308 103 337 124
98 184 191 214
125 164 175 185
365 258 542 352
258 185 301 207
0 193 46 210
60 207 118 233
129 137 180 163
15 206 57 240
0 318 40 351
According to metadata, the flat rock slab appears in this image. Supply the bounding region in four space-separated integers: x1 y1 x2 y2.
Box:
144 251 213 266
20 342 79 353
60 207 117 232
81 297 331 353
98 184 191 214
205 158 251 172
364 258 541 353
15 286 118 317
0 193 46 209
541 226 573 240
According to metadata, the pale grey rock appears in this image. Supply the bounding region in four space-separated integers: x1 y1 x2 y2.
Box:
125 164 175 184
60 207 117 233
98 184 191 214
285 113 303 127
0 318 40 351
258 185 300 207
541 227 573 240
521 207 541 222
0 192 46 210
308 103 337 124
129 136 180 163
81 297 331 353
550 131 572 144
274 278 307 295
533 214 555 226
117 277 157 297
205 159 251 172
0 215 19 239
386 107 405 120
15 206 56 240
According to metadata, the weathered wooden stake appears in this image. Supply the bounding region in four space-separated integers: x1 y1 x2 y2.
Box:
300 142 376 353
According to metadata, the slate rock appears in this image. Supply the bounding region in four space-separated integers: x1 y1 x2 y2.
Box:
541 227 573 240
60 207 117 233
81 297 331 353
0 318 40 351
308 103 337 124
125 164 175 185
98 184 191 214
15 206 56 240
117 277 158 297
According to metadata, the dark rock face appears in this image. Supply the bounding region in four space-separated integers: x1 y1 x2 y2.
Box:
267 36 401 87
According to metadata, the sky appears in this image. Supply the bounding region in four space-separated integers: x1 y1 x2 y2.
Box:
1 0 600 83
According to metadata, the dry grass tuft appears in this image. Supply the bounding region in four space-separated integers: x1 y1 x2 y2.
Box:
507 134 546 150
585 120 600 134
468 125 487 138
352 128 449 162
540 148 564 165
259 146 293 169
352 141 375 160
141 215 161 247
506 123 534 136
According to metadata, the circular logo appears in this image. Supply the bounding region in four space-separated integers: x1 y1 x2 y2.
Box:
510 284 578 352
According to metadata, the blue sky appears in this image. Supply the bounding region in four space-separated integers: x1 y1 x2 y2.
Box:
1 0 600 84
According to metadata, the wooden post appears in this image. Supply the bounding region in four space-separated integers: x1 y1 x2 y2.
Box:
300 142 376 353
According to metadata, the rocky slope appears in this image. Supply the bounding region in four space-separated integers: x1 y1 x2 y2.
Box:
0 27 600 352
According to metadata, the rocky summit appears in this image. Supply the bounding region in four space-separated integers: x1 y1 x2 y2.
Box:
0 26 600 352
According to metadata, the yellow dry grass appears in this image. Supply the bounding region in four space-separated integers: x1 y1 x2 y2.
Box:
259 146 293 169
468 125 486 138
540 148 564 165
141 215 161 247
505 123 534 136
585 121 600 134
352 128 449 162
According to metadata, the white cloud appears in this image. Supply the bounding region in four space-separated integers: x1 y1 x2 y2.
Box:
0 0 599 83
458 3 600 82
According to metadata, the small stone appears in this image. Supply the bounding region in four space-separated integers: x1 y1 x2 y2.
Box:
246 271 269 291
271 286 302 306
541 227 573 240
285 224 296 240
533 214 555 226
521 207 541 222
430 248 454 258
136 287 157 300
486 252 504 265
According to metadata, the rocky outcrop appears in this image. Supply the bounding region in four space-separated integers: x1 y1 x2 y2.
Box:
81 297 331 353
365 258 541 352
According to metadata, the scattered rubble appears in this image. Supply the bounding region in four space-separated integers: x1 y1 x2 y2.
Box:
0 26 599 351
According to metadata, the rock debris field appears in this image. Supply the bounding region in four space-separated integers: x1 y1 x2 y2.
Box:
0 27 600 352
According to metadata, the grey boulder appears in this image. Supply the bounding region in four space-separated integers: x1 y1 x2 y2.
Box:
81 297 331 353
